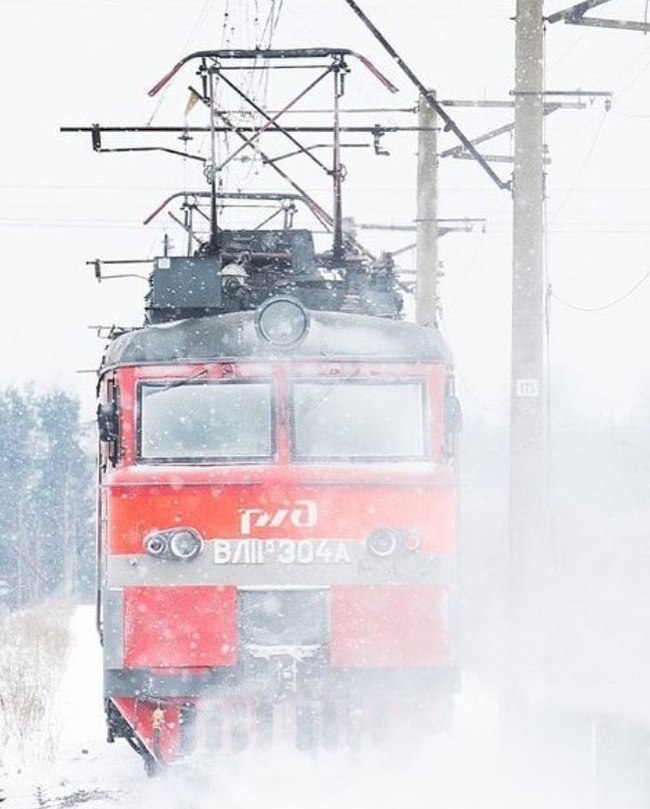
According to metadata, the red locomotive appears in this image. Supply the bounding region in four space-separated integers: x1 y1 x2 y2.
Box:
85 47 461 773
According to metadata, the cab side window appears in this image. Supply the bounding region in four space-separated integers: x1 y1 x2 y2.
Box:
98 378 120 467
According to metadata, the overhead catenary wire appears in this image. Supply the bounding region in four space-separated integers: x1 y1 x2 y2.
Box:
6 216 650 234
549 110 609 221
211 1 287 192
551 267 650 312
612 45 650 99
611 108 650 118
547 29 588 73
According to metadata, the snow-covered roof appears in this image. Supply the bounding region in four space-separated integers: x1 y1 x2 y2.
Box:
101 309 451 369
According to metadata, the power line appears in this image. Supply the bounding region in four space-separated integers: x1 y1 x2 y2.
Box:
547 29 588 72
0 219 165 230
549 111 609 221
611 108 650 119
551 267 650 312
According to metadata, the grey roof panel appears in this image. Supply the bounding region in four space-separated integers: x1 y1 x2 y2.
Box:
101 310 452 369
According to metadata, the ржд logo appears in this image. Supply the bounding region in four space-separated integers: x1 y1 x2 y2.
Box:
239 500 318 535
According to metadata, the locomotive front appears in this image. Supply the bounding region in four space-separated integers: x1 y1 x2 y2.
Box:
97 297 460 771
70 42 466 774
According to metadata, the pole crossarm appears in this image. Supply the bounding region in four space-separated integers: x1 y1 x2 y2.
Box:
564 17 650 31
440 103 563 160
441 120 517 159
546 0 650 31
546 0 612 23
441 99 585 108
356 219 485 233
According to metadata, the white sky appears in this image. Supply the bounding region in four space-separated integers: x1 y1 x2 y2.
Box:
2 0 650 421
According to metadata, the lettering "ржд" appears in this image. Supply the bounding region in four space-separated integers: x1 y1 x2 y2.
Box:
239 500 318 536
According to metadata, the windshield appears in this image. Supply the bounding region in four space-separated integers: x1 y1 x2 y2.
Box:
291 380 428 461
139 381 273 461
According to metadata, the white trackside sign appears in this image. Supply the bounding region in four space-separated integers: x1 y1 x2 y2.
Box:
239 500 318 536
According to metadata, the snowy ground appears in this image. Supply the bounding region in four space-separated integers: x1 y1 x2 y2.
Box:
1 606 595 809
1 606 142 809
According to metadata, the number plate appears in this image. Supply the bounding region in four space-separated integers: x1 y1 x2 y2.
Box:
213 539 352 565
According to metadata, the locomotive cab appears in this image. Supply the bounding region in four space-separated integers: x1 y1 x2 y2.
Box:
97 299 460 768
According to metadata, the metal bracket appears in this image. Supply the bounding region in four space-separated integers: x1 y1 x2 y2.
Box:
86 258 153 282
372 126 390 156
546 0 650 32
440 95 606 163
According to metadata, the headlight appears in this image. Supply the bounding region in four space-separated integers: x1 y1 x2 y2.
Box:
169 529 203 560
144 533 168 557
401 531 421 552
143 528 203 561
366 528 398 558
255 297 310 347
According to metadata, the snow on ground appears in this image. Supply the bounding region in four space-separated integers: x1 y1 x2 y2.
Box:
1 606 563 809
2 606 141 809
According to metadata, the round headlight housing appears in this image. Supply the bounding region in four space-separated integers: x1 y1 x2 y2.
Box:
255 297 310 348
402 531 421 553
144 533 168 557
169 529 203 561
144 528 203 561
366 528 399 558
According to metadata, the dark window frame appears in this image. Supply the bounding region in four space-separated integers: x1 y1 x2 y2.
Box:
288 377 431 463
136 378 277 465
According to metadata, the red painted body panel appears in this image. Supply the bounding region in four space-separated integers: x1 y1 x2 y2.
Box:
330 585 448 668
123 585 237 668
106 479 456 555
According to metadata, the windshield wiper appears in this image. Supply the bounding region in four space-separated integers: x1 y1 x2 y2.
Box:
295 369 361 417
146 367 209 396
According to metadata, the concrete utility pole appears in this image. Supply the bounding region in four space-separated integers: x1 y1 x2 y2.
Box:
415 91 438 327
509 0 548 639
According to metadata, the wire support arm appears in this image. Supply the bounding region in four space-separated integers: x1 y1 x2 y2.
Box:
545 0 650 30
440 104 563 160
546 0 612 23
94 145 206 162
341 0 511 190
558 17 650 31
